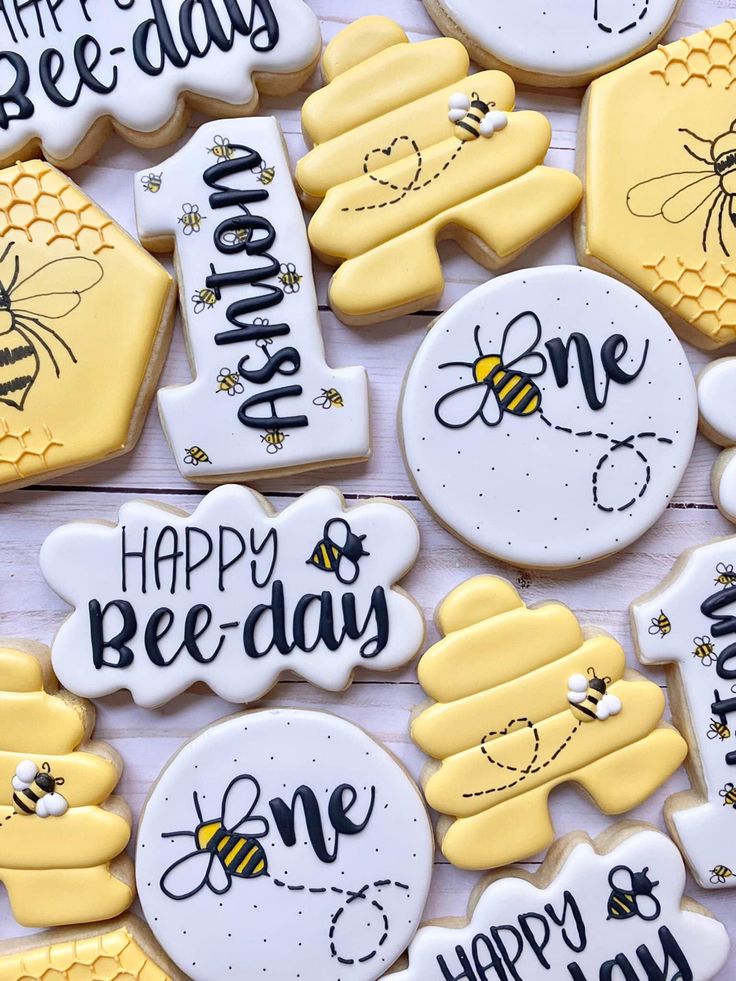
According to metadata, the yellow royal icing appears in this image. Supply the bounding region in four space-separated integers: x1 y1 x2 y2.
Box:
296 17 582 325
581 20 736 349
411 577 687 870
0 643 133 927
0 160 173 489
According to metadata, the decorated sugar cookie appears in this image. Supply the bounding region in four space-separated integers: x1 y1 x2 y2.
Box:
135 118 369 482
400 266 697 569
0 160 174 492
0 916 179 981
579 19 736 350
0 640 133 927
295 17 582 326
392 825 729 980
423 0 683 88
136 708 433 981
632 535 736 889
411 576 687 870
40 484 424 709
698 357 736 523
0 1 321 170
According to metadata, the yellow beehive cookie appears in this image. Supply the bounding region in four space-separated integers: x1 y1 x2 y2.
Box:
296 17 582 325
579 20 736 349
0 640 133 927
411 577 687 870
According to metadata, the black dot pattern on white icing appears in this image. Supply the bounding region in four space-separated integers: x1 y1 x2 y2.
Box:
135 710 433 981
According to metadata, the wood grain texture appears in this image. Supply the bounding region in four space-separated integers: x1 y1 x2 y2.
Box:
1 0 736 974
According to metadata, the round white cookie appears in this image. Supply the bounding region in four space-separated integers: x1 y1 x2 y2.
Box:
137 709 433 981
423 0 682 87
400 266 697 569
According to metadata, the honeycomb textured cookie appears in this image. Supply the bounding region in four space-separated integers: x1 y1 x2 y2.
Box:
0 640 133 927
296 17 582 325
0 160 174 492
411 577 687 870
579 19 736 349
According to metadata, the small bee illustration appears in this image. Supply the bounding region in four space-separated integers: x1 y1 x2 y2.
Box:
256 161 276 185
711 865 734 885
719 782 736 808
708 717 731 741
179 203 206 235
184 446 212 466
693 635 716 667
160 775 269 901
606 864 661 922
648 610 671 637
192 287 217 314
447 91 507 142
627 118 736 256
279 263 302 294
307 518 369 586
140 171 163 193
261 429 288 454
567 668 622 723
208 135 235 160
0 241 104 411
313 388 344 410
216 368 244 397
12 760 68 817
715 562 736 587
435 312 546 430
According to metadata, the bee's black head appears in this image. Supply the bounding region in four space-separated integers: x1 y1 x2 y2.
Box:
631 867 658 894
36 771 56 793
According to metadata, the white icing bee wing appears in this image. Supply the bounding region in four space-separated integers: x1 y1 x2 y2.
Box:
36 793 69 818
160 849 222 901
435 382 502 429
596 693 622 721
566 673 588 704
222 774 269 838
499 312 546 375
14 760 37 784
448 92 470 122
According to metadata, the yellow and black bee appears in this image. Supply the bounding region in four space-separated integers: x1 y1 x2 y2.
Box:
216 368 244 398
179 203 206 235
184 446 212 466
12 760 68 817
307 517 369 586
648 610 671 637
711 865 734 885
720 782 736 808
567 668 622 723
313 388 344 410
261 429 288 454
447 91 506 142
715 562 736 587
141 171 163 193
256 162 275 185
693 635 716 667
606 864 661 922
279 263 302 294
208 135 235 160
192 287 218 314
435 313 546 429
708 717 731 741
160 775 269 901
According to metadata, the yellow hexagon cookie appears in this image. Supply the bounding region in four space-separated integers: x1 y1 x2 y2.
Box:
579 19 736 350
0 161 174 490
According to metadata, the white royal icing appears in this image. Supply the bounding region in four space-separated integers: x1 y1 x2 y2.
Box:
40 485 423 708
136 708 434 981
135 117 369 480
698 357 736 522
392 828 729 980
433 0 679 78
400 266 697 569
0 0 321 164
632 536 736 889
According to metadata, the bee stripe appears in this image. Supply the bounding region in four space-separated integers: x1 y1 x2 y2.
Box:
12 788 38 813
235 843 265 876
224 838 248 867
612 894 632 915
576 700 598 721
456 119 480 138
0 344 34 366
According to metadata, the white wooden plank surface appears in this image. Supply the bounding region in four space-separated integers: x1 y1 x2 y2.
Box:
2 0 736 975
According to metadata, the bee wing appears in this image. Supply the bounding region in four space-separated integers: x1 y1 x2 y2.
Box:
36 793 68 818
14 760 37 784
608 865 634 892
567 690 587 705
222 774 269 837
434 382 502 429
324 517 350 550
626 171 719 222
11 257 104 319
596 693 622 721
635 892 661 921
11 775 30 791
160 849 223 901
498 312 545 375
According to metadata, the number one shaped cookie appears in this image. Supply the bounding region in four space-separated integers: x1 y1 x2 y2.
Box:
0 640 133 927
632 536 736 889
411 576 687 870
135 118 369 482
296 17 583 326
